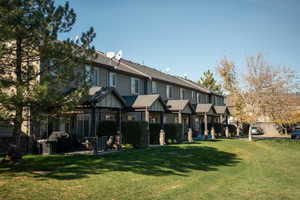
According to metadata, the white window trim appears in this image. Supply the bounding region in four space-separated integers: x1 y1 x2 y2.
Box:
196 93 200 103
131 77 140 95
166 85 173 99
152 81 157 94
109 72 116 88
180 88 184 99
92 67 100 86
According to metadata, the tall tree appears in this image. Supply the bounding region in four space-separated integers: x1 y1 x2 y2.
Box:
0 0 97 148
198 70 222 94
217 58 245 137
218 54 300 141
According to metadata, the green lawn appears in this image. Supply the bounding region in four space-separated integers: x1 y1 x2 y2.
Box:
1 139 300 200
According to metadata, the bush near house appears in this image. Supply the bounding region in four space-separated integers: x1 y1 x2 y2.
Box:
121 121 149 148
228 124 237 136
242 123 250 135
164 123 182 144
149 123 161 144
97 120 118 136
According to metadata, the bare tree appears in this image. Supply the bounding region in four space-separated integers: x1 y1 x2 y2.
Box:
218 54 299 141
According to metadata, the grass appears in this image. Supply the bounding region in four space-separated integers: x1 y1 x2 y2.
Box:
1 139 300 200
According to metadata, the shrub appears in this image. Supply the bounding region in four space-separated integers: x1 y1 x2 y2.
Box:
164 123 182 144
97 120 118 136
228 124 237 136
242 123 250 135
122 143 134 150
121 121 149 148
149 123 161 144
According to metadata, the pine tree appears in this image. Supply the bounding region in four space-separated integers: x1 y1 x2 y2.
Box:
0 0 97 148
198 70 222 94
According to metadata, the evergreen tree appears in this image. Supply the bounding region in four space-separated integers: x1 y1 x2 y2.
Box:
0 0 97 147
198 70 222 94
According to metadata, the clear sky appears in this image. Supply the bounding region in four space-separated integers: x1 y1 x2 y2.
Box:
58 0 300 82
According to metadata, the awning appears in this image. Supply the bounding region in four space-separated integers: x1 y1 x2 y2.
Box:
166 100 194 114
123 94 167 112
195 104 216 115
214 106 231 116
87 87 127 108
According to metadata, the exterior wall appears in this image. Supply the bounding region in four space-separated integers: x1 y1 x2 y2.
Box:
115 73 131 96
173 86 180 99
184 90 193 101
156 81 167 99
99 67 108 87
190 90 197 104
114 71 146 96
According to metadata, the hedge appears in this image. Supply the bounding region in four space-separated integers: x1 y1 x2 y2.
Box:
164 123 182 144
97 120 118 136
121 121 149 148
228 124 237 136
149 123 161 144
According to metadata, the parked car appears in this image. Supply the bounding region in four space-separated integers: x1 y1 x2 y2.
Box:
251 127 264 135
291 128 300 139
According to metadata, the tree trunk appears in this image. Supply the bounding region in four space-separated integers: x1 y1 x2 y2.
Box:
248 124 252 141
284 127 287 135
236 123 240 137
13 37 24 150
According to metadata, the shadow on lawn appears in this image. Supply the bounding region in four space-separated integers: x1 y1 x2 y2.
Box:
0 145 240 180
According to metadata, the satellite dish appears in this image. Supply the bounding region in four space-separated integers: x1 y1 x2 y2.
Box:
106 52 115 59
114 50 123 61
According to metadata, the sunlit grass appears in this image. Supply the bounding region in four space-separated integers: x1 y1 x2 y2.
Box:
1 139 300 200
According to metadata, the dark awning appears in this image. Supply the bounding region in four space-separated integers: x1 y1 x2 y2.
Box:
214 106 231 116
195 104 216 115
123 94 167 112
87 87 127 108
166 100 194 114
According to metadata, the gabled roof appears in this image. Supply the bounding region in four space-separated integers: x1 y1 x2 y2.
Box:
132 94 162 108
93 51 150 79
123 94 167 111
195 104 216 114
214 106 230 115
175 77 211 94
121 59 211 94
166 100 194 113
88 86 127 106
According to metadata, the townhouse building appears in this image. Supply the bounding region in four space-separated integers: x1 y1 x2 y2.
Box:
4 49 229 146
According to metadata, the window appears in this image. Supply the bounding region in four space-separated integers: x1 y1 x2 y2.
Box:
192 91 195 100
109 72 116 87
91 67 100 86
151 81 157 94
85 65 92 83
196 93 200 103
180 88 184 99
131 77 140 95
166 85 173 98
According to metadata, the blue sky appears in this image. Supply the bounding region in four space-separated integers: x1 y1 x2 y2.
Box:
59 0 300 82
